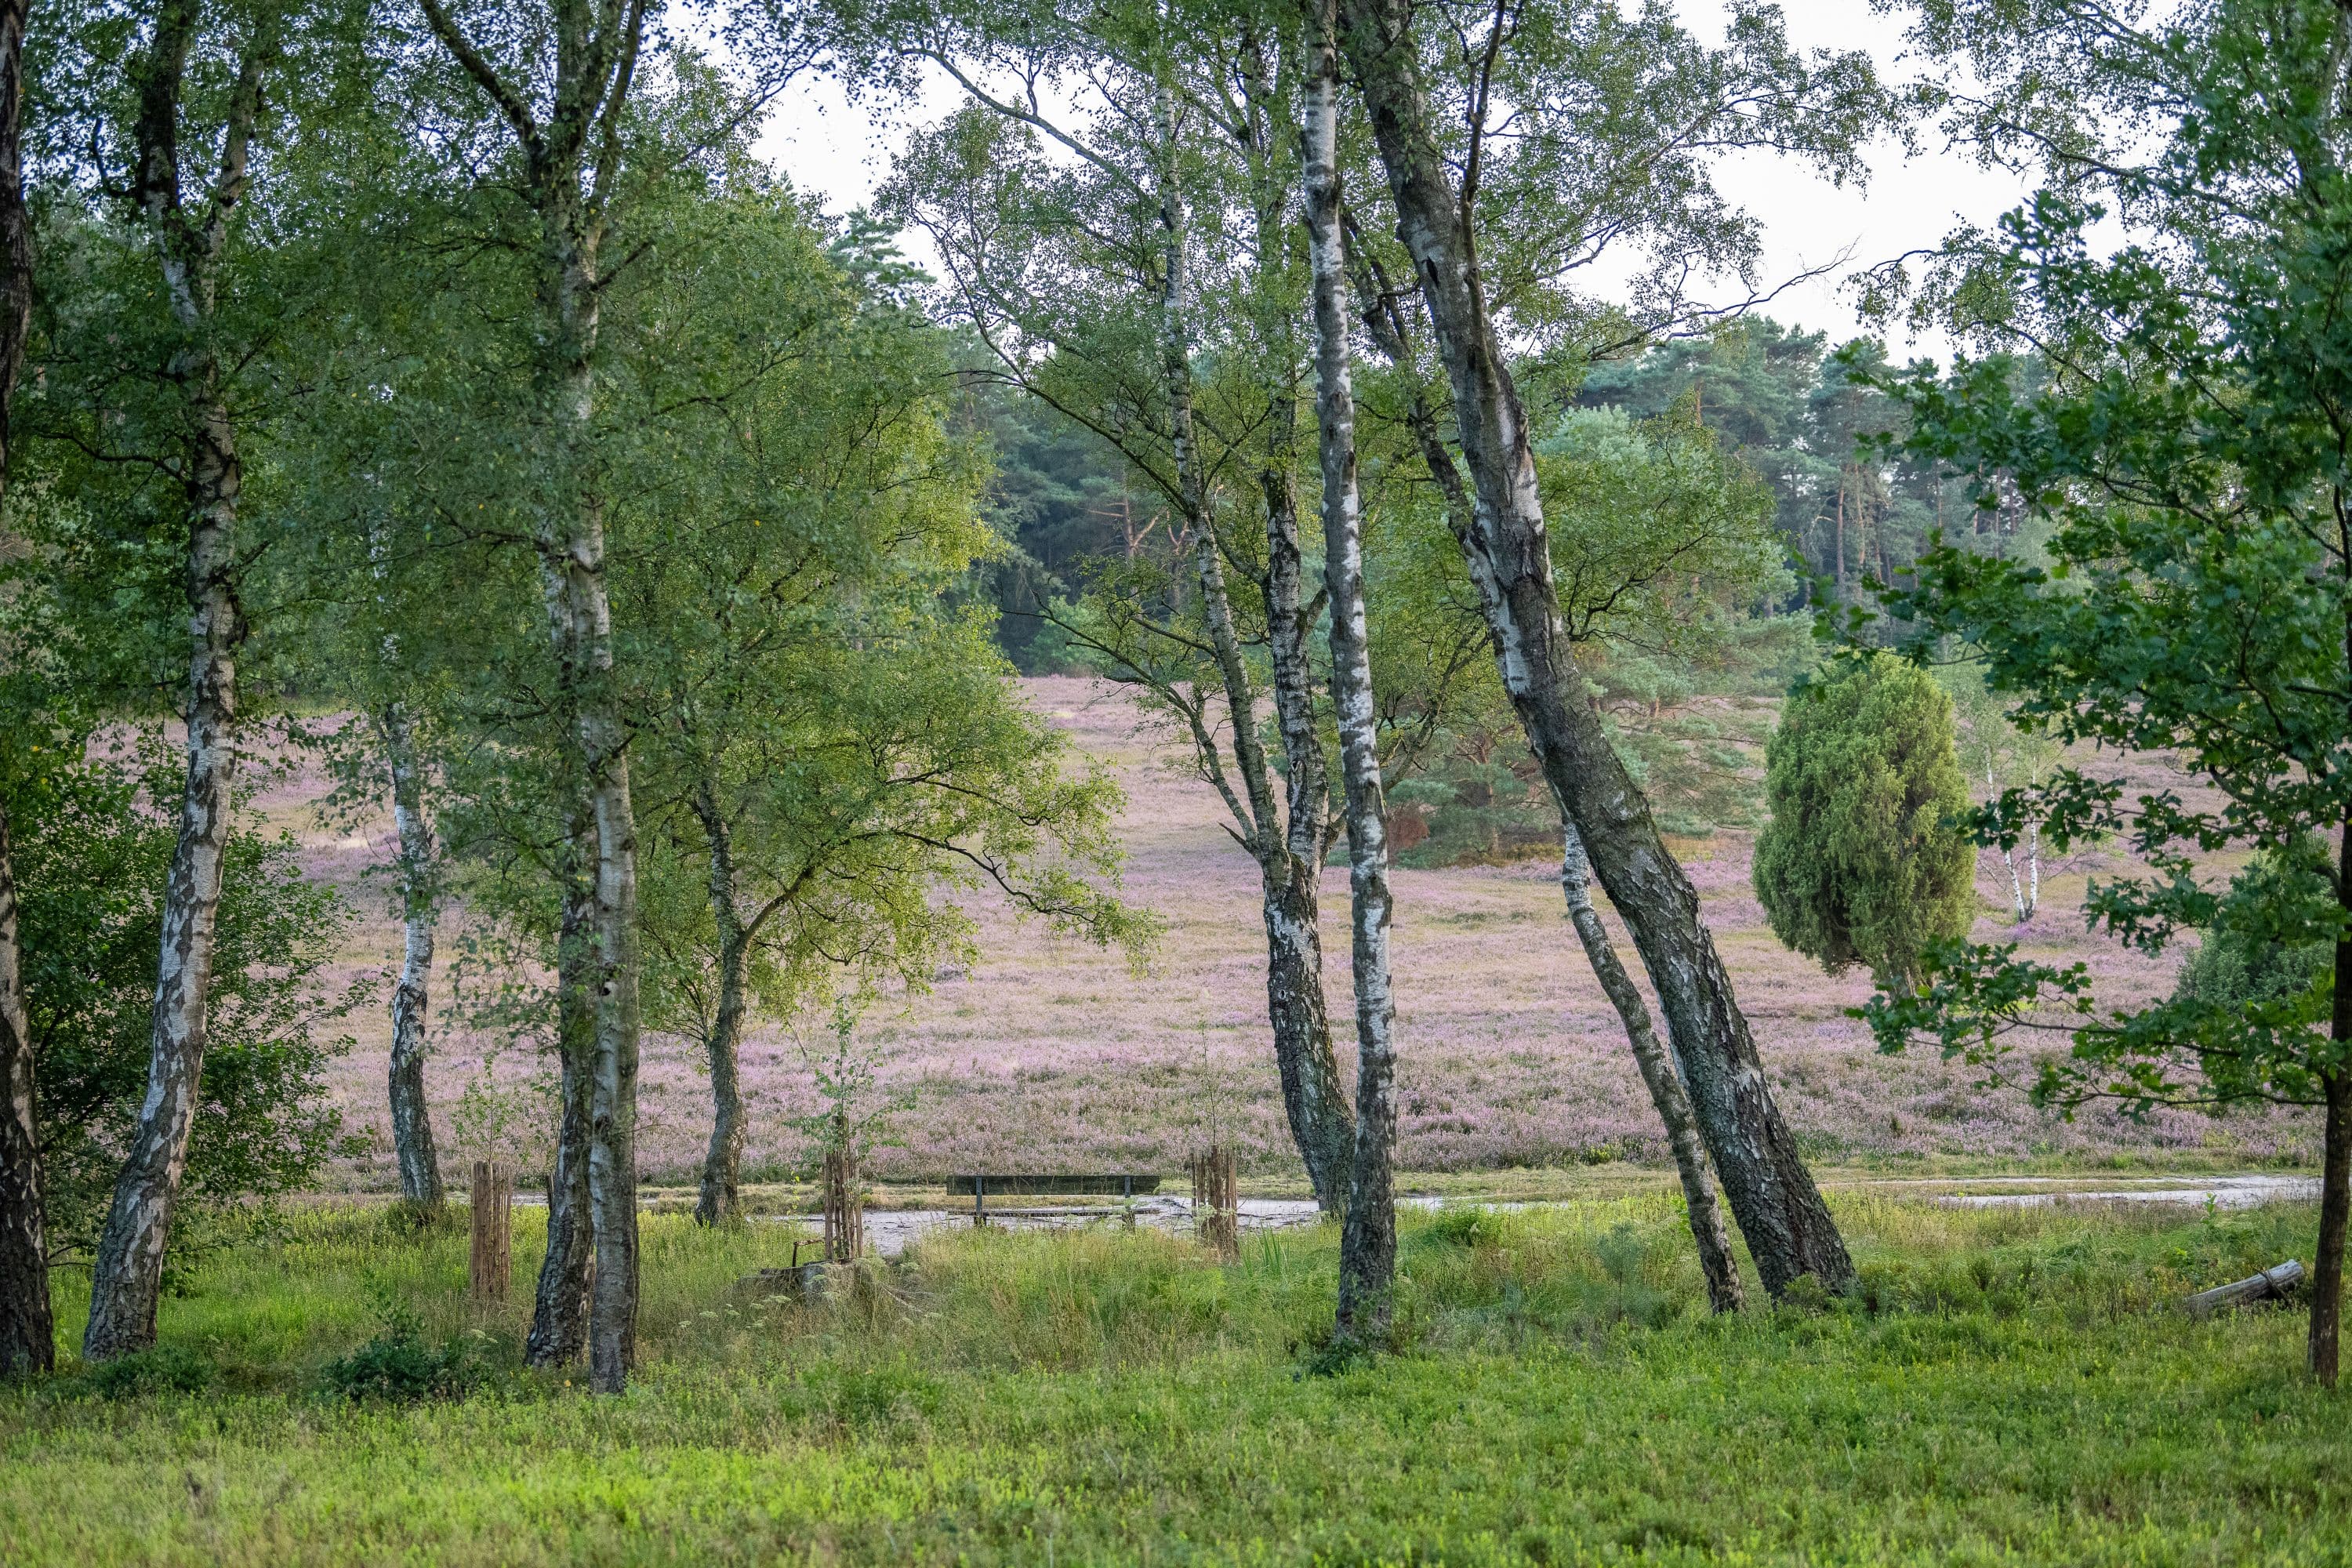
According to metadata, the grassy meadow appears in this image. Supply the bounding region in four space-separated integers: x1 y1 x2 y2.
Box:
6 1192 2348 1566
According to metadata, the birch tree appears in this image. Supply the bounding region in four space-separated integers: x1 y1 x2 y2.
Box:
0 0 42 1376
614 204 1145 1221
882 22 1360 1210
1357 277 1758 1308
1330 0 1873 1295
17 0 354 1359
412 0 657 1392
1301 0 1399 1340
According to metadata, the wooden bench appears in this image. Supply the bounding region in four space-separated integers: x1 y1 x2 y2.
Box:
949 1173 1160 1221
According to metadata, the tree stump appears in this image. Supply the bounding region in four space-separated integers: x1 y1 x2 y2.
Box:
469 1159 513 1304
823 1149 862 1263
1190 1145 1239 1261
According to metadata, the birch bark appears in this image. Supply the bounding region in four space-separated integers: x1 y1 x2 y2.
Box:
1153 74 1354 1210
1304 13 1398 1335
419 0 650 1389
1560 827 1743 1311
1350 239 1743 1304
0 0 47 1377
527 829 597 1367
1332 0 1853 1294
83 16 266 1359
382 703 445 1212
691 780 750 1227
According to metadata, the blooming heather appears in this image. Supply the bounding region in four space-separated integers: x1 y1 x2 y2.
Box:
271 679 2311 1189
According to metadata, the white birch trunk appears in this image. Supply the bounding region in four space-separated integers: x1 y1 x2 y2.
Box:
82 35 264 1357
383 702 445 1211
1305 20 1399 1336
1153 72 1353 1210
1333 0 1853 1295
1560 827 1744 1311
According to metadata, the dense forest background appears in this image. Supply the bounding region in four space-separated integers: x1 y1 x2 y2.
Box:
976 321 2039 861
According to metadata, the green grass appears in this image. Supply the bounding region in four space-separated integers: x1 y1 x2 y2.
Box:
5 1194 2350 1565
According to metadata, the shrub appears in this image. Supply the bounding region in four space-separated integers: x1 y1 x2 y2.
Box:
321 1309 481 1402
2175 838 2336 1013
79 1343 214 1399
1753 652 1976 986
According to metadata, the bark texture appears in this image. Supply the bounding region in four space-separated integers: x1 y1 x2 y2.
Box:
2314 823 2352 1385
2314 1072 2348 1386
84 16 265 1360
1152 77 1354 1213
0 804 46 1374
1354 237 1742 1310
692 780 750 1227
383 704 445 1212
0 0 48 1378
1561 827 1744 1312
1305 18 1399 1339
422 0 649 1391
1333 0 1853 1296
527 848 597 1367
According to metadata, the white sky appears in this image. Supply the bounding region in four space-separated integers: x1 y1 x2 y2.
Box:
750 0 2038 365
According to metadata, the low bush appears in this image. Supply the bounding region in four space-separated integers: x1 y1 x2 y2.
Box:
321 1306 482 1402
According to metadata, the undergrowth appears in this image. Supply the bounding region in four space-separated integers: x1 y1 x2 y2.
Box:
5 1193 2346 1565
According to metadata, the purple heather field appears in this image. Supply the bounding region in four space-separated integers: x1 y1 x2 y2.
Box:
276 677 2311 1190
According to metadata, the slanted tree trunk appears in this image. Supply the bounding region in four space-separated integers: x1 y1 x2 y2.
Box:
692 779 751 1227
382 702 445 1214
1560 827 1743 1312
0 0 49 1378
423 0 649 1393
83 28 267 1361
1334 0 1853 1296
527 835 597 1368
1305 14 1399 1341
1350 235 1742 1308
1152 74 1354 1212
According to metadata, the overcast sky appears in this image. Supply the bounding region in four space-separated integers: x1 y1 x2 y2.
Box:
749 0 2038 364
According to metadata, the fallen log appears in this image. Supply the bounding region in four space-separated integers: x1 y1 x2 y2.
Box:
2185 1259 2304 1318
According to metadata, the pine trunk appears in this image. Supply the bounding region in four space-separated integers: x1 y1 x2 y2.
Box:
1305 17 1398 1338
383 704 445 1212
1333 0 1853 1295
1561 827 1744 1312
0 0 46 1377
693 782 749 1227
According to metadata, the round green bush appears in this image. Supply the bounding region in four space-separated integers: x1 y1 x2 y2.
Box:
1753 653 1977 988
